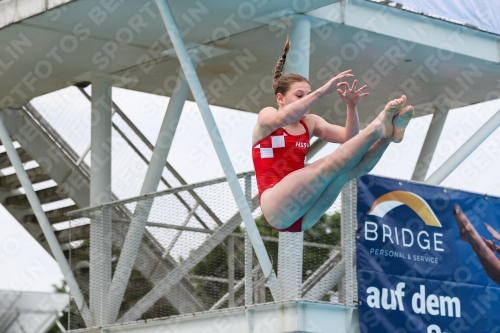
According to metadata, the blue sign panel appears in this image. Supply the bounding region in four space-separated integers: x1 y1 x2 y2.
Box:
356 175 500 333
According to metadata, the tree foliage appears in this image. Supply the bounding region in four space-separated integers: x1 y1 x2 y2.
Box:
48 280 68 333
191 212 341 307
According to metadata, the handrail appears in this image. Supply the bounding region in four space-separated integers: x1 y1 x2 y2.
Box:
67 170 255 217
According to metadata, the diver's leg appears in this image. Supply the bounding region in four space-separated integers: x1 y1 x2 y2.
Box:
301 138 391 230
300 105 414 230
261 97 404 229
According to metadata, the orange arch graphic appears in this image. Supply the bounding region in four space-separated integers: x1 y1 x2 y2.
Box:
367 191 441 227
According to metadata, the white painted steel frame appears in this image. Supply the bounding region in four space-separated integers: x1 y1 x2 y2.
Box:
341 180 356 306
278 232 304 300
412 99 450 181
164 202 199 255
76 103 117 168
65 300 359 333
2 313 20 333
154 0 278 298
286 15 311 78
68 171 256 217
90 78 113 207
55 319 67 332
78 87 221 238
426 108 500 185
306 0 500 63
141 53 198 196
306 138 328 163
276 14 310 301
302 251 341 293
111 217 338 249
0 116 92 325
79 85 233 312
89 77 113 326
106 54 197 324
228 236 235 307
210 267 262 310
244 175 253 305
67 173 262 322
0 0 74 29
304 260 346 302
117 207 253 323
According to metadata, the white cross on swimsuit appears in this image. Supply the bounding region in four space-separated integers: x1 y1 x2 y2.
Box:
255 133 286 159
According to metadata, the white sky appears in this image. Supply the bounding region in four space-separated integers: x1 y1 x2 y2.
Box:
1 87 500 292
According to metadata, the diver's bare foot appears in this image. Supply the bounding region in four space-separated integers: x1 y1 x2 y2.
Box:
453 204 479 243
374 96 406 139
484 222 500 242
482 237 500 255
392 105 414 143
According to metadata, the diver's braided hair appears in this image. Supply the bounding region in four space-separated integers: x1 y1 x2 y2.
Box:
273 37 291 83
272 38 309 98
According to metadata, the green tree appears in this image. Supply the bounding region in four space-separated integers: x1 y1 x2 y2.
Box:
48 280 68 333
190 213 341 306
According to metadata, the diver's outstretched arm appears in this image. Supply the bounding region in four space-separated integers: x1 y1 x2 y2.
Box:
453 204 500 285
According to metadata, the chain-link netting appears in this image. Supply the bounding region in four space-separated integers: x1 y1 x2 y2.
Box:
30 87 91 158
29 86 183 201
340 179 358 306
22 86 356 329
65 172 353 329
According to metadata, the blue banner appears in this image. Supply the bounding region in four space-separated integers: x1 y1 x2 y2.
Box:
356 175 500 333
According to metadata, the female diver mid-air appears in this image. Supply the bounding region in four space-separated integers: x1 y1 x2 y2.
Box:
453 204 500 285
252 39 414 232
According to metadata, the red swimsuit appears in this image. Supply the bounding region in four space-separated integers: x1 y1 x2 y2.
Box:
252 120 310 232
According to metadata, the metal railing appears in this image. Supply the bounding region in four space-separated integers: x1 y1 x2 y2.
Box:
18 85 357 329
66 172 354 328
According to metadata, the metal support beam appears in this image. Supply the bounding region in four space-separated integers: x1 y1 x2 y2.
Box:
277 14 310 301
426 108 500 185
81 87 215 236
1 311 20 333
164 202 199 255
341 180 356 306
77 101 116 168
90 77 112 206
244 175 253 305
306 138 328 163
118 205 250 323
305 0 500 63
210 267 261 310
0 293 21 332
0 114 92 325
109 113 245 271
89 77 112 326
80 87 249 275
303 259 345 301
107 195 154 323
142 54 197 195
55 319 67 332
286 15 310 78
278 232 304 300
111 222 207 314
301 251 341 298
412 99 450 181
76 89 222 314
228 236 235 307
154 0 278 298
106 60 197 323
112 217 337 249
80 87 237 235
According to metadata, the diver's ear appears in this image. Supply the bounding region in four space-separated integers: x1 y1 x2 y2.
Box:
276 93 284 107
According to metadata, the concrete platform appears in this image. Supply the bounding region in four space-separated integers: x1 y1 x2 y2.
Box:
71 300 359 333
